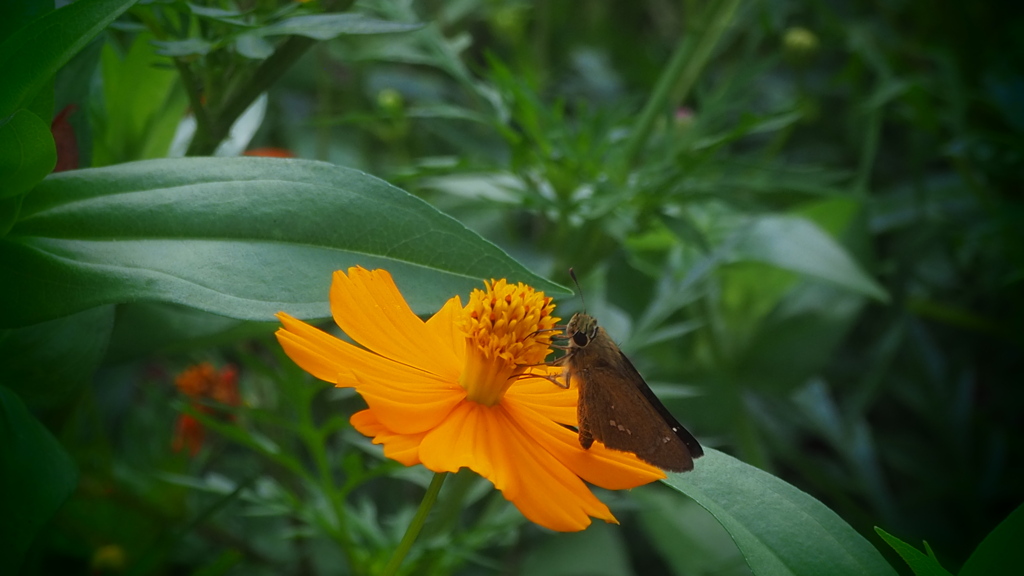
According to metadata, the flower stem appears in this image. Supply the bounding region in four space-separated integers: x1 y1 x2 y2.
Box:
185 0 353 155
381 472 448 576
617 0 740 174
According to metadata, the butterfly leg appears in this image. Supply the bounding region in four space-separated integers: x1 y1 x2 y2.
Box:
579 427 594 450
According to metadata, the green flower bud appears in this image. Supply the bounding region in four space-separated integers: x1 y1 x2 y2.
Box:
783 26 819 66
376 88 404 116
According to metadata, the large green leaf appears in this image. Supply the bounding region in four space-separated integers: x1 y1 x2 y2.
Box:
103 302 267 365
0 305 114 408
0 109 56 200
958 502 1024 576
0 0 138 118
729 215 889 302
664 448 898 576
0 158 568 328
0 385 79 575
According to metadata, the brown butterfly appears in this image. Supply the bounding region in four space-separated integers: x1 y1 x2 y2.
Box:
551 276 703 472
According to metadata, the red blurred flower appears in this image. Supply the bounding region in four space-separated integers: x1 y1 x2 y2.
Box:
243 147 295 158
51 104 79 172
171 363 240 456
171 414 204 457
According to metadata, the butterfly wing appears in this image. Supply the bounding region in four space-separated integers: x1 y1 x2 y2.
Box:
574 344 701 472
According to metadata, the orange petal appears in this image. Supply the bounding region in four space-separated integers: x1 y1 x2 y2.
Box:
275 315 359 385
418 401 618 531
355 371 466 435
504 371 578 425
503 398 665 490
329 268 460 380
278 312 458 396
424 295 467 365
350 409 424 466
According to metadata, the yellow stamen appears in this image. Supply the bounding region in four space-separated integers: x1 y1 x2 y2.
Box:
458 280 559 405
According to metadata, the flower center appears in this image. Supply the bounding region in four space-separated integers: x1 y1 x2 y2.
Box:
458 279 559 406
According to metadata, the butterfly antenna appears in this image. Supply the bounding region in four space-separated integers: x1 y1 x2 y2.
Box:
569 268 586 312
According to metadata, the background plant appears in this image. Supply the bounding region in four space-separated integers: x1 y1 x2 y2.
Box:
1 0 1021 575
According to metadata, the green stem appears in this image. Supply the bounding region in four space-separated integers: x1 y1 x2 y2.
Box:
617 0 740 174
187 34 316 155
185 0 352 156
295 384 361 574
314 43 332 162
381 472 448 576
853 104 882 196
174 59 213 140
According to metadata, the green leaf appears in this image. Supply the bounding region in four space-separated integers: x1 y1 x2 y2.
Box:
874 527 953 576
0 157 568 328
0 109 56 200
730 215 889 302
103 302 267 365
234 33 273 59
959 502 1024 576
0 0 55 43
0 305 114 409
0 385 78 575
255 14 422 40
634 486 752 576
664 448 898 576
187 3 252 27
0 0 138 118
0 195 24 237
735 282 865 393
152 37 215 57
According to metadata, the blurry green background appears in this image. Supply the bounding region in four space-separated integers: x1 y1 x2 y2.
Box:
4 0 1023 574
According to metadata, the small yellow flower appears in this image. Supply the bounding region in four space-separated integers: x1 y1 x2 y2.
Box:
276 267 664 531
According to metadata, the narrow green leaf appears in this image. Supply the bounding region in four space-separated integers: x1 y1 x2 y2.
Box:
0 109 56 199
664 448 898 576
730 215 889 302
187 3 252 27
152 37 215 57
91 32 188 166
255 14 422 40
234 33 273 59
0 385 79 575
0 0 138 118
874 527 953 576
958 502 1024 576
0 157 568 328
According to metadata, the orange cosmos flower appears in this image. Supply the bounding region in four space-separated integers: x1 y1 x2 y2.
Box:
276 267 664 531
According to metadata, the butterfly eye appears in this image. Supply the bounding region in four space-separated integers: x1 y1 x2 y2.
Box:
572 331 589 346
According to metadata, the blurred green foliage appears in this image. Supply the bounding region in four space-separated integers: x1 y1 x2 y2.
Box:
2 0 1022 574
